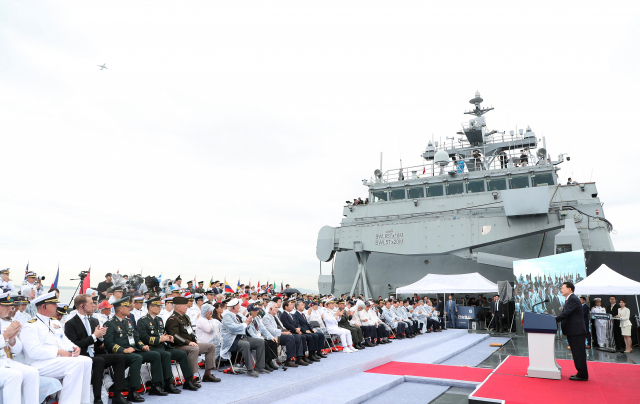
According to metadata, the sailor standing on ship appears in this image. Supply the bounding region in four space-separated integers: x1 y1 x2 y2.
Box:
21 271 44 301
591 298 607 348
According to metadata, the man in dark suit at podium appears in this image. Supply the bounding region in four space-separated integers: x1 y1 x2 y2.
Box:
555 282 588 381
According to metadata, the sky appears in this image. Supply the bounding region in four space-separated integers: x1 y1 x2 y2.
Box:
1 1 638 289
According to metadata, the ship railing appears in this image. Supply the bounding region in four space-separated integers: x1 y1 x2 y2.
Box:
379 147 548 184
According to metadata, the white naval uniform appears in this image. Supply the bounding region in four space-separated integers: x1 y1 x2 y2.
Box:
13 309 33 326
0 280 15 293
159 309 173 324
93 312 112 327
0 318 40 404
187 306 200 325
131 307 147 323
21 314 93 404
323 309 352 348
591 305 607 347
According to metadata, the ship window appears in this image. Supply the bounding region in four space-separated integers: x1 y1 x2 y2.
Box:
427 184 444 197
533 173 555 187
510 175 530 189
487 178 507 191
408 187 424 199
467 179 486 193
447 182 464 195
372 191 388 202
556 244 572 254
389 189 406 200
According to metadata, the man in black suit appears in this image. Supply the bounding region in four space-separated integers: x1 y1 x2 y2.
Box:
294 301 326 359
606 296 624 351
64 294 133 404
279 300 315 364
555 282 588 381
580 296 592 348
436 298 445 329
490 295 504 332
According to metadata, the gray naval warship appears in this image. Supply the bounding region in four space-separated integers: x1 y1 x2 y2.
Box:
316 92 614 299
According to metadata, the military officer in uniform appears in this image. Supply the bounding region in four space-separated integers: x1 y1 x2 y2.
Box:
195 281 206 294
0 292 40 404
12 295 32 325
165 296 220 383
337 300 365 349
21 291 93 404
104 296 170 399
131 297 147 323
0 268 15 293
137 297 201 391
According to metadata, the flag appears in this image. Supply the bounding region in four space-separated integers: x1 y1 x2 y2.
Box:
423 167 426 174
81 267 91 294
194 275 197 288
157 274 162 286
224 279 234 293
117 269 119 274
257 280 260 289
50 265 60 290
24 262 29 281
248 280 251 289
280 281 283 292
209 277 213 288
236 279 241 293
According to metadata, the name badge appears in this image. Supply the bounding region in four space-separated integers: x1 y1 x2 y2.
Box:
128 335 135 346
186 327 193 335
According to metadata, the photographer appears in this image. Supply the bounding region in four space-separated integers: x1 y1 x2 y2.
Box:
20 271 44 301
96 273 113 302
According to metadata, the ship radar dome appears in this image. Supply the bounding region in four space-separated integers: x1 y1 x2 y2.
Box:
434 150 450 166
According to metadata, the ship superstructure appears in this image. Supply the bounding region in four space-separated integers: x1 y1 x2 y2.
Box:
316 92 614 299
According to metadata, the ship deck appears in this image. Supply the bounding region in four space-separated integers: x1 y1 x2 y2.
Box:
140 330 638 404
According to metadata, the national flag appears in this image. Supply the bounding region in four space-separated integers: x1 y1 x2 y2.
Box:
224 279 234 293
209 277 214 288
423 167 426 174
257 280 260 289
280 281 283 292
236 279 241 293
157 274 162 286
50 265 60 290
248 280 251 289
193 275 197 288
81 267 91 294
117 269 119 274
24 262 29 281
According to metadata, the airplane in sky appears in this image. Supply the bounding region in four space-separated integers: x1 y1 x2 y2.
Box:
97 63 107 70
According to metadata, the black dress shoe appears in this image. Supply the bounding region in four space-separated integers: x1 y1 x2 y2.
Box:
183 379 200 391
127 389 145 402
569 375 588 381
308 355 320 362
318 352 328 358
365 341 376 347
312 353 322 360
163 379 182 394
111 392 131 404
148 383 169 396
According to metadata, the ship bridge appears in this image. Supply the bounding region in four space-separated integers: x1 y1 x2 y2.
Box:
316 92 614 299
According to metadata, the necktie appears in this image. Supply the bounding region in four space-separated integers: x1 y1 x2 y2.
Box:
275 316 283 330
236 314 242 323
84 317 94 357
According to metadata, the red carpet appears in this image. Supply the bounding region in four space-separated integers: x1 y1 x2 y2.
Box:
471 355 640 404
366 361 492 382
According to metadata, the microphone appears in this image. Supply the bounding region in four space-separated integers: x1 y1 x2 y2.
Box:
531 299 549 308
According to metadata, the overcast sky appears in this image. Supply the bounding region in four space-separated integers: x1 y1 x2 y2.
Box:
1 1 638 289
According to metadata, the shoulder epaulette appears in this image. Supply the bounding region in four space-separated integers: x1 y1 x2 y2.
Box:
28 318 37 323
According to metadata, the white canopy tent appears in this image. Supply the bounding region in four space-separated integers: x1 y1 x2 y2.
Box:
574 264 640 309
395 272 498 294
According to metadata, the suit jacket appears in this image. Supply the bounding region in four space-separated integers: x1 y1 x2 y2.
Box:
555 294 586 336
606 303 620 317
293 311 314 333
436 302 444 314
582 304 590 325
446 300 457 313
491 300 504 316
65 314 104 356
279 310 300 333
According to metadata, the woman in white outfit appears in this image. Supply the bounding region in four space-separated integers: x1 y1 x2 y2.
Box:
322 301 356 353
616 299 632 353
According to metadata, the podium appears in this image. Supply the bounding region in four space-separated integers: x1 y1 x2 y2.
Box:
523 312 561 380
